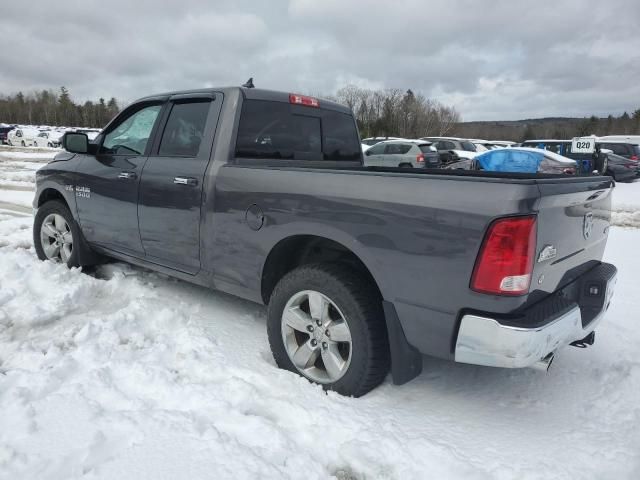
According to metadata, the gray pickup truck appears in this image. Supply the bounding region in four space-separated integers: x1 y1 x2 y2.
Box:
33 86 617 397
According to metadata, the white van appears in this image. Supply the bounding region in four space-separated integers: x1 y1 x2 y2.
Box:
7 128 39 147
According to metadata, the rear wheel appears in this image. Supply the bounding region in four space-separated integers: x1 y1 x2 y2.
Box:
267 263 390 397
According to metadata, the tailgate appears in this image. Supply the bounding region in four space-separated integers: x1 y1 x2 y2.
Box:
532 177 613 295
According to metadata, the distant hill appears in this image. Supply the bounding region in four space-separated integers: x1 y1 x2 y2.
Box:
451 116 638 142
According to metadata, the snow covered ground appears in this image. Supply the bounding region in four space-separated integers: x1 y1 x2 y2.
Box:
0 149 639 480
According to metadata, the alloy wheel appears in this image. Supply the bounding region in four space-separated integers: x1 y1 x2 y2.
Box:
281 290 353 383
40 213 73 263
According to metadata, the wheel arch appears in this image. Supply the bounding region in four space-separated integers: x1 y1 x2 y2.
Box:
260 234 382 305
36 187 70 210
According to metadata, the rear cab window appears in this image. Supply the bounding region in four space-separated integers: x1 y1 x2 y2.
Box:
418 144 434 153
235 100 361 162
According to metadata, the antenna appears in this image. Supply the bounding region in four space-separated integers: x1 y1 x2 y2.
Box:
242 77 255 89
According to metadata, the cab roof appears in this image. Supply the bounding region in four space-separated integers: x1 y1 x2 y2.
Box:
135 86 352 114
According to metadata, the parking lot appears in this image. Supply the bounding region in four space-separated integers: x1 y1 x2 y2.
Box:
1 146 639 479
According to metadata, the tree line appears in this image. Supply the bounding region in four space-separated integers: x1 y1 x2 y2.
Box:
330 85 460 139
0 87 121 128
1 85 638 143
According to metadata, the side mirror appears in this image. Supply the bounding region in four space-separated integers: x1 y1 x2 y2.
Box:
64 132 89 153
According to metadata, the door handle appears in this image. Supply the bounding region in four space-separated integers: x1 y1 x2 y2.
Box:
173 177 198 186
118 171 137 180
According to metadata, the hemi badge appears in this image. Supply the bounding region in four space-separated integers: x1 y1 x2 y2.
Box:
538 245 557 263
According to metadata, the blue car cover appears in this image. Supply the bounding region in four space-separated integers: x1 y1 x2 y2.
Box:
476 149 543 173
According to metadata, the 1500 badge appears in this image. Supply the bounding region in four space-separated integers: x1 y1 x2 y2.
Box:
76 186 91 199
64 185 91 198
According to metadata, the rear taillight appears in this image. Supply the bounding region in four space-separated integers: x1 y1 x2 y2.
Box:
630 155 638 161
289 93 319 108
471 215 537 296
416 153 425 163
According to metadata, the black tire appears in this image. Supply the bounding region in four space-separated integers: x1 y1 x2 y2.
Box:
398 163 412 168
34 200 85 268
21 140 25 147
267 263 390 397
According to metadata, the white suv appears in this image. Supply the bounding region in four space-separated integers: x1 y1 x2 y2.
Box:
363 140 441 168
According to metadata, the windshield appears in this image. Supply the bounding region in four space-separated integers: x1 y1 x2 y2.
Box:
461 141 476 152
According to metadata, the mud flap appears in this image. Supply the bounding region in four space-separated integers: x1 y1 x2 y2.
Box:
382 300 423 385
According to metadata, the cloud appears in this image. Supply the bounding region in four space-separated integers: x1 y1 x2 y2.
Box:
1 0 639 120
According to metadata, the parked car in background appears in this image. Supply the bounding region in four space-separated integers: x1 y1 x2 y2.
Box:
600 152 639 182
361 136 402 146
597 141 640 161
421 137 478 164
7 127 39 146
33 130 63 148
363 139 440 168
521 139 633 175
475 147 577 175
0 125 14 145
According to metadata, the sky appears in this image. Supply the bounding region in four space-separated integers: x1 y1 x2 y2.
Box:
1 0 639 121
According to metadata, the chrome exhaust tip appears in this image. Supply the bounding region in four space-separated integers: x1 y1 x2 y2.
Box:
530 352 555 373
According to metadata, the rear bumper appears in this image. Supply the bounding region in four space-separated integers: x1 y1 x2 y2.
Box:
454 262 617 368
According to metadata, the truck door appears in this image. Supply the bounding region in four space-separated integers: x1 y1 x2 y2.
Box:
75 102 164 256
138 94 222 274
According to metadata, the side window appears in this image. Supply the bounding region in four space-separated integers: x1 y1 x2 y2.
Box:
321 110 361 161
443 141 455 150
158 101 211 157
367 142 386 155
101 104 162 155
606 144 627 155
385 144 399 154
386 144 411 154
16 130 22 138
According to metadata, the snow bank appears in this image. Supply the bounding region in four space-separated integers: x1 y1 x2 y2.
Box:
0 189 34 209
0 151 58 160
611 180 640 228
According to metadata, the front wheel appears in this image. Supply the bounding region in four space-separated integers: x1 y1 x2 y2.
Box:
34 201 82 267
267 263 390 397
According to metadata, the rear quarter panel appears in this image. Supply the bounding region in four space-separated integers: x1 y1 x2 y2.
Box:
204 166 543 358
